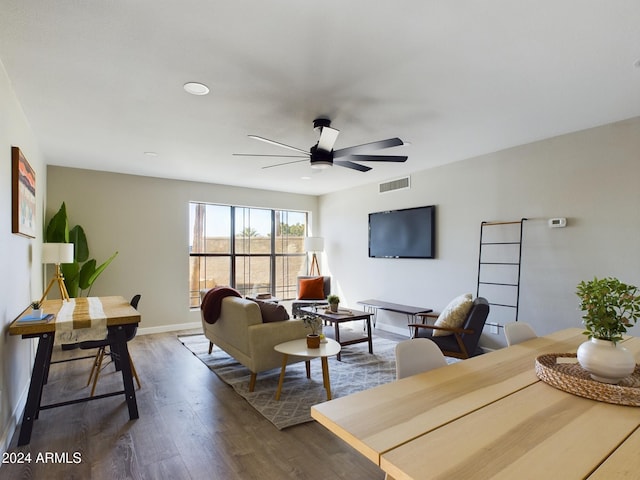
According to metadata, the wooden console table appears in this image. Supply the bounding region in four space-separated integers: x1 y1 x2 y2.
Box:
357 299 432 331
9 296 140 446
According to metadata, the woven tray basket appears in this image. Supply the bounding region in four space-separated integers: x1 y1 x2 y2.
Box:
535 353 640 407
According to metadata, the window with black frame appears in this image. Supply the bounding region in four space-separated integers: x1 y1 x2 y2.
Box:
188 202 308 308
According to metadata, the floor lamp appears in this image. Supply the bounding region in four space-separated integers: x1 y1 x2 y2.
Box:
304 237 324 276
40 243 74 303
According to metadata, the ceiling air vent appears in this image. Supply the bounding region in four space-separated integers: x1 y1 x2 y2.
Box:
379 176 410 194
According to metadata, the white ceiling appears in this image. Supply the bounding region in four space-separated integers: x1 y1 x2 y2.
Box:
1 1 639 195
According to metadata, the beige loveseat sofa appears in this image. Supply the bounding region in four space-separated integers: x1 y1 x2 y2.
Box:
200 293 308 391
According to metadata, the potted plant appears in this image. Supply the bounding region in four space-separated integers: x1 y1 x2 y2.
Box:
576 277 640 383
327 294 340 313
302 314 323 348
30 300 43 318
46 202 118 298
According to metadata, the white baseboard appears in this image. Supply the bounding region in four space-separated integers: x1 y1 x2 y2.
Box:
138 321 201 335
0 381 29 455
374 322 411 338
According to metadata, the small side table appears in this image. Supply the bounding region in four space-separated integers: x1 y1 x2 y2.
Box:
274 338 341 401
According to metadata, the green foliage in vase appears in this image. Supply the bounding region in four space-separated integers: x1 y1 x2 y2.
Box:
327 294 340 304
302 315 322 335
576 277 640 344
45 202 118 297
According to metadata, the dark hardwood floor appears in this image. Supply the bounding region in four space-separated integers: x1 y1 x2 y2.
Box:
1 328 404 479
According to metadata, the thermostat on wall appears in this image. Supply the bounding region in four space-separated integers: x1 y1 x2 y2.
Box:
548 218 567 228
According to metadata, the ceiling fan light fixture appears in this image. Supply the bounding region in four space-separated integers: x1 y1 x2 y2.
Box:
310 160 332 170
310 145 332 169
240 118 406 172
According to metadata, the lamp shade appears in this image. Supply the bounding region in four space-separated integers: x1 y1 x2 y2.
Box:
304 236 324 252
42 243 74 264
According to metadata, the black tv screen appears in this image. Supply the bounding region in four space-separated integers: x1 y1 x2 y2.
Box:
368 205 435 259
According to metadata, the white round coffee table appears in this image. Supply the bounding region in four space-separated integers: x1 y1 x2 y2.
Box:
274 338 341 400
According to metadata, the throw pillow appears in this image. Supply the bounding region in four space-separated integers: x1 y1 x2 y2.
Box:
255 300 290 323
298 277 325 300
432 293 474 337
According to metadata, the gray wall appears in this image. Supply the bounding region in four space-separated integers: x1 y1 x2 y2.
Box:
319 117 640 348
46 167 319 333
0 61 46 452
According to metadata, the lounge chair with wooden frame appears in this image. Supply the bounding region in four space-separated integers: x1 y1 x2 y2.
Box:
409 297 490 359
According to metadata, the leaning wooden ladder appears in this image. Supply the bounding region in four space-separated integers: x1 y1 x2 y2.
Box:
476 219 527 330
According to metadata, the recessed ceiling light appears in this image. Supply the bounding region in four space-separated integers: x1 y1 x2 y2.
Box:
301 176 312 180
183 82 210 95
144 151 158 157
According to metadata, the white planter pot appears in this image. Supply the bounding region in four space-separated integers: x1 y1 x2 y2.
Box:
577 338 635 384
32 309 42 318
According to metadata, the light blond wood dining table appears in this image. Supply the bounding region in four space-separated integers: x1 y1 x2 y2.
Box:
311 328 640 480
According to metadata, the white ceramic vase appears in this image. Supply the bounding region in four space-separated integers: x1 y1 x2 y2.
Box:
576 338 635 384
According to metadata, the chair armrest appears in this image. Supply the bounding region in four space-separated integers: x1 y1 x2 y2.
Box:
416 312 438 325
407 323 474 335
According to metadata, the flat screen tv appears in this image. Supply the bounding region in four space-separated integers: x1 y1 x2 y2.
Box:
368 205 435 259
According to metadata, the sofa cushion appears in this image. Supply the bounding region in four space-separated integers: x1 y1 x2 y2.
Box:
255 300 290 323
432 293 473 337
298 276 325 300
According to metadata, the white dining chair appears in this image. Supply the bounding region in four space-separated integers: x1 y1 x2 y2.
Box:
504 321 537 346
395 338 447 380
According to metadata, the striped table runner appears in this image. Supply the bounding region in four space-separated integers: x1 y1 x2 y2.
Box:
54 297 108 344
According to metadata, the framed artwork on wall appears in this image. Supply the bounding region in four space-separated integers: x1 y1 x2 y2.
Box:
12 146 36 238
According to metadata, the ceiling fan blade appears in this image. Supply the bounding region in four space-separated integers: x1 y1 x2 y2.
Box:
347 154 408 162
261 159 310 169
317 126 340 152
334 137 404 158
248 135 309 155
334 160 372 172
233 153 308 158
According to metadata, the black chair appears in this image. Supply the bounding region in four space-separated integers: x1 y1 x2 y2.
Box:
79 294 141 396
409 297 490 359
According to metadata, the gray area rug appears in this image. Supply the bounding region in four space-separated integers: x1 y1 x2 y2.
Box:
178 333 399 429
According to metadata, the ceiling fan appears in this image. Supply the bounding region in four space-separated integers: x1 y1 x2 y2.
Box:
234 118 408 172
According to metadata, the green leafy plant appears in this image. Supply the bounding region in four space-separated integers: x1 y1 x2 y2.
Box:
327 294 340 304
576 277 640 344
45 202 118 297
30 300 41 310
302 315 322 336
